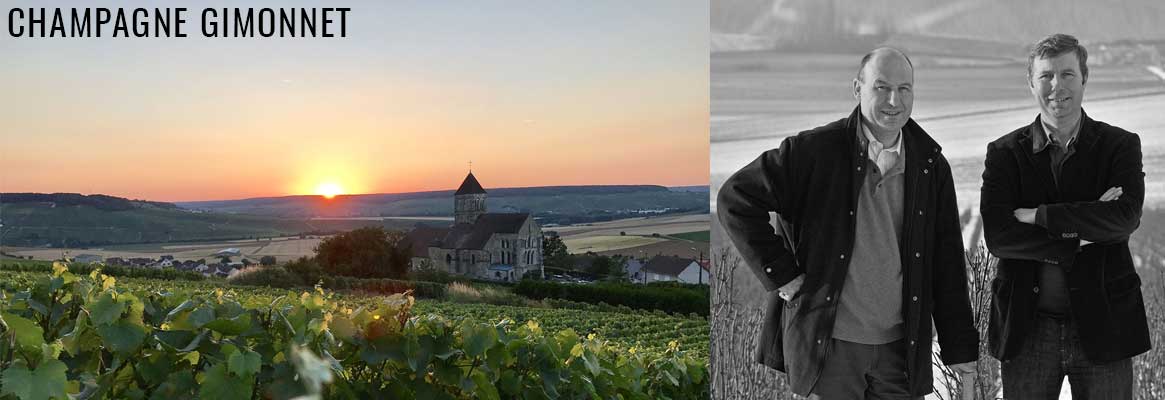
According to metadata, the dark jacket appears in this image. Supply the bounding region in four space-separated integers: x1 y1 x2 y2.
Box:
981 110 1149 362
717 106 979 397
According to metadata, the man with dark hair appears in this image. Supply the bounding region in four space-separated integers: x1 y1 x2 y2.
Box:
981 33 1148 399
718 47 979 399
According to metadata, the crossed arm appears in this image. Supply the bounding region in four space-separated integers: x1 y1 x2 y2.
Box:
980 134 1144 263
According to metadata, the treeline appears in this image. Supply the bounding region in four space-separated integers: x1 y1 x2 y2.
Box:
514 280 710 316
0 192 177 210
0 260 206 281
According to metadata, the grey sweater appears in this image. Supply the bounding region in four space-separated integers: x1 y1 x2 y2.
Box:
833 129 907 345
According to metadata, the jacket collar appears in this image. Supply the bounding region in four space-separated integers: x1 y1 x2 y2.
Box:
1017 108 1097 200
844 105 942 160
1020 108 1098 155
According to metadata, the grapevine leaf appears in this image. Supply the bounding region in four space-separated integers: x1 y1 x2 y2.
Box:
498 370 521 395
0 359 68 400
404 336 430 373
359 335 403 365
471 371 501 400
137 354 172 386
163 299 196 321
227 349 261 377
198 363 252 400
413 381 455 400
87 292 125 326
540 368 562 399
1 312 44 351
186 304 216 329
462 323 497 358
582 348 603 376
204 313 251 336
661 369 679 386
96 320 147 354
25 298 49 318
154 330 197 350
432 361 462 386
687 359 705 384
329 315 357 341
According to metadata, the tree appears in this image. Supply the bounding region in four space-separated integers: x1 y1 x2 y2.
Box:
219 256 232 265
589 255 629 280
542 235 570 270
260 256 277 266
314 227 412 279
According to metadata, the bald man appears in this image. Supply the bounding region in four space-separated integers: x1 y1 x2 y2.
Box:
718 48 980 399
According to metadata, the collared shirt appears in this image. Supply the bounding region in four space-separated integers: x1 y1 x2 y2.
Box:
1031 114 1082 315
834 120 907 344
1032 115 1082 188
861 122 903 175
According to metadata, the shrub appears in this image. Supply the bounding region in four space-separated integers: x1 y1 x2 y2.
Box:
315 227 411 279
514 280 709 316
407 268 470 285
446 282 529 306
0 261 206 281
320 276 446 299
647 281 711 291
284 257 325 285
227 266 305 288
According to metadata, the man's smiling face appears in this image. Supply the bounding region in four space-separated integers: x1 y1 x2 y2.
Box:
1030 51 1086 125
854 51 914 138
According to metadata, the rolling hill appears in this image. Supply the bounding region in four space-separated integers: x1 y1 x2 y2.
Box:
0 186 709 247
175 185 709 221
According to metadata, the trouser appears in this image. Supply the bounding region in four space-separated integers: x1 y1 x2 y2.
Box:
806 339 922 400
1001 312 1133 400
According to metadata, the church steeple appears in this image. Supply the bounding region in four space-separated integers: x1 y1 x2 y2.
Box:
455 172 486 195
454 172 487 224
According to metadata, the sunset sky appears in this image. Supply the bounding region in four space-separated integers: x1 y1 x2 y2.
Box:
0 1 708 202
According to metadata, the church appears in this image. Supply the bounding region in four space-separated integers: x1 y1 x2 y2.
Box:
406 172 544 281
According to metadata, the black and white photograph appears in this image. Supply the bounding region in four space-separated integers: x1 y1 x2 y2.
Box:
711 1 1165 399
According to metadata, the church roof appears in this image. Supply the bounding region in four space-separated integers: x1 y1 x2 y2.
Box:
455 172 487 195
439 213 530 250
405 225 451 256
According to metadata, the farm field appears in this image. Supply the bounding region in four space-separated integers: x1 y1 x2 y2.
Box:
548 213 709 237
595 239 711 260
2 236 325 262
561 235 669 254
5 214 715 262
670 230 710 242
550 213 712 258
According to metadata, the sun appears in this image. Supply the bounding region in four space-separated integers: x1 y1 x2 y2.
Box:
315 182 344 199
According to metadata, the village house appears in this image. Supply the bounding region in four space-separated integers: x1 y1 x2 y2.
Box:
640 255 710 285
625 258 645 282
73 254 103 264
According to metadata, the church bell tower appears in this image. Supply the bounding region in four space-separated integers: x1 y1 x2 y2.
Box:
454 172 487 225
